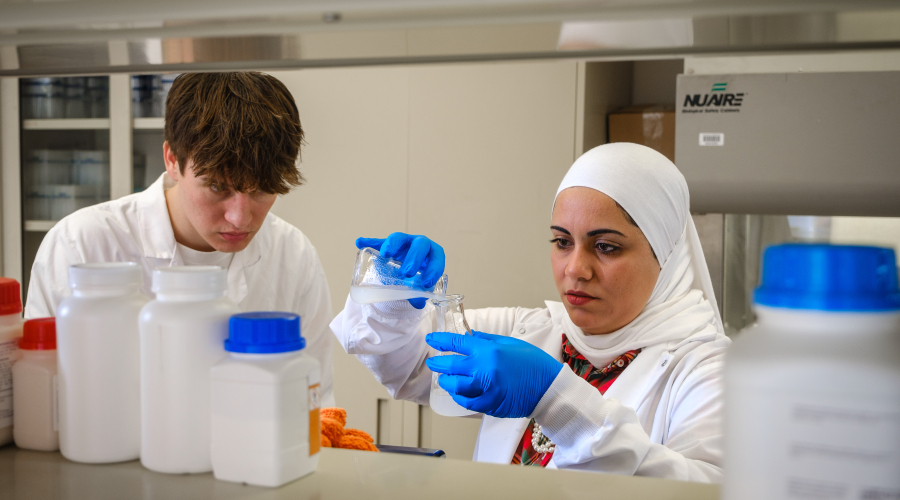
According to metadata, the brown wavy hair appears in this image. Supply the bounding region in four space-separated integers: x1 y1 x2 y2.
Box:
164 72 304 195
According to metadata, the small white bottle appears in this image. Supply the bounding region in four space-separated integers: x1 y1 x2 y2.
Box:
212 312 322 487
724 244 900 500
56 263 147 463
0 277 24 447
140 266 240 474
13 317 58 451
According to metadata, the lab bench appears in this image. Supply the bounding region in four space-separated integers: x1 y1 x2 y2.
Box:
0 445 719 499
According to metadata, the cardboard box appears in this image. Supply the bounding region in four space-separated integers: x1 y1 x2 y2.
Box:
608 105 675 162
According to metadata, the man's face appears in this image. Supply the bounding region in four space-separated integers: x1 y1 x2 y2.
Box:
163 142 277 253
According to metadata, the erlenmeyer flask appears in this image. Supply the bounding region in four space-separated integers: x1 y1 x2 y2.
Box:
429 294 478 417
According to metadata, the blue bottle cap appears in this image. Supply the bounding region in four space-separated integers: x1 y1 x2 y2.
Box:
225 312 305 354
755 244 900 312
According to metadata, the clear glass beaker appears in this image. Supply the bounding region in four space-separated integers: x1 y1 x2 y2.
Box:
349 247 448 304
429 294 478 417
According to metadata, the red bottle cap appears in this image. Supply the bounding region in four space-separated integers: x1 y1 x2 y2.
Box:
20 318 56 351
0 278 22 316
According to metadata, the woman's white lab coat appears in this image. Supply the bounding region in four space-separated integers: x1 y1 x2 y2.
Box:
330 296 730 482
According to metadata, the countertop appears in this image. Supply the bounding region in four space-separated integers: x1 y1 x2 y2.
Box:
0 445 719 499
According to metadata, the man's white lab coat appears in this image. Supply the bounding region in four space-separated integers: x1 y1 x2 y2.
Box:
331 297 729 482
27 174 335 406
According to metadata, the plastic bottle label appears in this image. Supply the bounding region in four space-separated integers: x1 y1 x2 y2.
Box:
309 382 321 456
759 388 900 499
0 339 17 428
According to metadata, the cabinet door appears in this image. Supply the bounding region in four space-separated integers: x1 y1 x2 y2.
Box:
9 76 113 296
408 61 577 312
408 60 578 459
268 66 411 442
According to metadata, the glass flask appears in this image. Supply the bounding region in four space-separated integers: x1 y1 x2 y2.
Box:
349 247 448 304
429 294 478 417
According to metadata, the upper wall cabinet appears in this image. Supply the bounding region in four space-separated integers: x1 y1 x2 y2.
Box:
1 74 170 293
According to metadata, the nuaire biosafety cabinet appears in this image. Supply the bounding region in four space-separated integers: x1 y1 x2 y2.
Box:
675 71 900 217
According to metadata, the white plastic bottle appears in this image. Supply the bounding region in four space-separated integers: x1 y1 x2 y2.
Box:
56 263 147 463
211 312 321 487
0 277 23 447
13 317 58 451
140 266 240 474
724 244 900 500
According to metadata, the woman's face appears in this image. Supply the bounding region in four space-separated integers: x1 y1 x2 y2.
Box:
550 187 661 335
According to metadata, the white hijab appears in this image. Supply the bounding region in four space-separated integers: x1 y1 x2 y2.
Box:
553 143 723 368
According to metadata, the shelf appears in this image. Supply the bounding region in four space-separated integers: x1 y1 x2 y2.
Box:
24 220 57 232
22 118 110 130
23 117 164 130
133 117 165 130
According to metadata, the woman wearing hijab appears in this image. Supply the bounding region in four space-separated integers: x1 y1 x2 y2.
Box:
330 143 730 482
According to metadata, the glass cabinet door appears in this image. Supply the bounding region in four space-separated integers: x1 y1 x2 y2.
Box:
132 74 176 193
19 76 111 297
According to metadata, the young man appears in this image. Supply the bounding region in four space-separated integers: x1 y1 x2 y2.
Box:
26 72 335 406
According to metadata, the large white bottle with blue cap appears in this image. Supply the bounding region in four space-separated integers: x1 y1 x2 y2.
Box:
723 244 900 500
210 312 321 487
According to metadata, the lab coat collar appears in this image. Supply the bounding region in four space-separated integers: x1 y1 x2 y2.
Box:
544 298 710 404
136 173 261 304
137 173 178 261
228 223 263 304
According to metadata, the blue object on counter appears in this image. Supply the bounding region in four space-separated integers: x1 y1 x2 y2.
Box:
755 243 900 312
225 312 305 353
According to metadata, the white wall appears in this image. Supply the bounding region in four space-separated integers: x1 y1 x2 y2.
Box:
268 60 578 459
831 217 900 256
406 62 576 310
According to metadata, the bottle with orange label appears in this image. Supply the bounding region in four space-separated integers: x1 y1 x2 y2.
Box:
211 312 321 487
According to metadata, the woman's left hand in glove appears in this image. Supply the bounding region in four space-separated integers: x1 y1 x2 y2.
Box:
425 331 563 418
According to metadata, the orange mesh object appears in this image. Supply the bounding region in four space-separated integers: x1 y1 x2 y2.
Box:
343 428 374 443
320 407 347 427
338 435 379 452
318 407 378 452
321 418 344 448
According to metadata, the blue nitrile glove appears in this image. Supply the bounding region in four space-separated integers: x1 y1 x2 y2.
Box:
424 331 563 418
355 232 446 309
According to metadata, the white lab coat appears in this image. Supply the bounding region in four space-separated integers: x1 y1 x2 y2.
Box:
330 296 729 482
26 174 336 406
